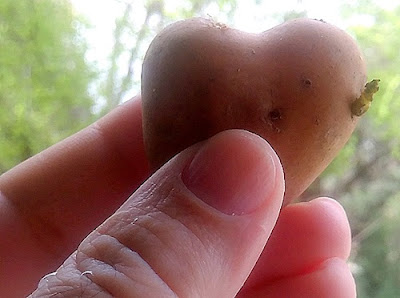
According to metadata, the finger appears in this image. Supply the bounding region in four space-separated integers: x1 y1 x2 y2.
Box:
0 97 149 296
30 130 285 297
238 197 352 294
240 258 356 298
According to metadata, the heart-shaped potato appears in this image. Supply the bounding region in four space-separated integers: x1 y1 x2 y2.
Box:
141 17 368 204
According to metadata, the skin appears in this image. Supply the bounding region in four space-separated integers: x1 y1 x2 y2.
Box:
0 97 355 297
142 18 368 204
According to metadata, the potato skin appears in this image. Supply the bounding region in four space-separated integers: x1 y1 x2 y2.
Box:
141 18 367 204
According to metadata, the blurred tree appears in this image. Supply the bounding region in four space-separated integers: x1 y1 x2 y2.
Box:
0 0 96 173
99 0 238 114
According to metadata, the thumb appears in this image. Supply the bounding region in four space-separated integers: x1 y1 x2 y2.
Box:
30 129 284 298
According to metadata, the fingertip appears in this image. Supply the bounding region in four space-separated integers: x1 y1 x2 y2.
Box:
305 197 352 258
242 257 356 298
241 194 353 291
87 129 285 297
315 257 357 298
182 129 284 217
309 197 348 219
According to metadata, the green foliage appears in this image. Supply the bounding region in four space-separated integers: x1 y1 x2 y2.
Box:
163 0 237 20
355 224 400 297
344 1 400 158
324 134 358 176
354 193 400 298
338 2 400 296
282 10 308 22
323 2 400 176
0 0 96 172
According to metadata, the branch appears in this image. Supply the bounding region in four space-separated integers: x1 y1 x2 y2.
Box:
103 3 132 110
116 1 165 103
115 9 151 102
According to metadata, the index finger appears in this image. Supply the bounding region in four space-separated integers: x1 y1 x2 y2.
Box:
0 96 149 293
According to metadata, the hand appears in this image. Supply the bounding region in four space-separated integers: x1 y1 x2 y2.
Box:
0 97 356 297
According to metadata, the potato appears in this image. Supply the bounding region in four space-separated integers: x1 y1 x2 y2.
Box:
141 17 373 204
